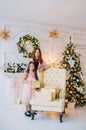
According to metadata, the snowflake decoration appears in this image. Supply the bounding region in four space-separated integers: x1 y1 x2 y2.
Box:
49 29 58 39
0 28 10 40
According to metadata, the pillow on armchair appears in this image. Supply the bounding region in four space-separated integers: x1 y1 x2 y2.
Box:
59 90 65 99
44 85 61 99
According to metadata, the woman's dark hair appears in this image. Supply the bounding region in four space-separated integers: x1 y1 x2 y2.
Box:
33 48 43 64
26 61 38 80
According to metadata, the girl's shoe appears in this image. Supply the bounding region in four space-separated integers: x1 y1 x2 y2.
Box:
25 111 31 117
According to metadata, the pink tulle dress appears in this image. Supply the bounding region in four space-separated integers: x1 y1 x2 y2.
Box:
22 71 35 106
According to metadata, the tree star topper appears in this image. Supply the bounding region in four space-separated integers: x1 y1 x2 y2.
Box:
0 28 10 40
49 29 58 39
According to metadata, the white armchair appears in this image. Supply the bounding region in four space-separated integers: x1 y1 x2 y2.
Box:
30 67 66 122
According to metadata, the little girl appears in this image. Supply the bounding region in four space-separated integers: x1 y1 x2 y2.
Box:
22 61 38 116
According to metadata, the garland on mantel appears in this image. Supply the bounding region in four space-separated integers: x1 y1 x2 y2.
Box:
17 34 40 58
4 63 27 73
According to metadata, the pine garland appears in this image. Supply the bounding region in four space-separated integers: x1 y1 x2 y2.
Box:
4 63 27 73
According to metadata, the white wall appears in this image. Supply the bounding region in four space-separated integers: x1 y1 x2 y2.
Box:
0 0 86 104
0 22 86 105
0 0 86 66
0 0 86 29
0 22 86 65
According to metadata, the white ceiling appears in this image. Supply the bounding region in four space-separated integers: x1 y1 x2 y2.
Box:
0 0 86 29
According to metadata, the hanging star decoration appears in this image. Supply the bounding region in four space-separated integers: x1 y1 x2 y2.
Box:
0 28 10 40
49 29 58 39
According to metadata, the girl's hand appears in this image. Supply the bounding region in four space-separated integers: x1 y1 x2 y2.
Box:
26 80 32 84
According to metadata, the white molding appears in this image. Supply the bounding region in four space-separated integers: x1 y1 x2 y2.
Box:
1 22 86 45
0 16 86 31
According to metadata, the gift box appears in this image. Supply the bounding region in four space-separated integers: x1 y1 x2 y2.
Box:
32 80 40 89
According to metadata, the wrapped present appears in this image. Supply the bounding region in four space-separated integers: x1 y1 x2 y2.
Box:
32 80 40 89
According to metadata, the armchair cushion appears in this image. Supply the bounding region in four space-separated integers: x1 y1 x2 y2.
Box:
34 88 56 101
44 85 57 89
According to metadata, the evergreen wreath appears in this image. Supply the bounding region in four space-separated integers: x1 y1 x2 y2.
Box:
17 34 40 58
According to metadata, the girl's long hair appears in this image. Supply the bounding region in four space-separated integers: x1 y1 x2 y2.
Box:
26 61 38 80
33 48 43 64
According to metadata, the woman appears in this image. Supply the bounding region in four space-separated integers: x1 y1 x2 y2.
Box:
33 48 49 72
33 48 49 88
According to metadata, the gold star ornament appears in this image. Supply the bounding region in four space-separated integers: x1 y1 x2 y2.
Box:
0 28 10 40
49 29 58 39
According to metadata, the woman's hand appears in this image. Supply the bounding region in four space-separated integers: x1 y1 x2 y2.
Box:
39 67 44 72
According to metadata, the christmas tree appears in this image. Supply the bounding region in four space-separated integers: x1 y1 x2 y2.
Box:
61 37 86 106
